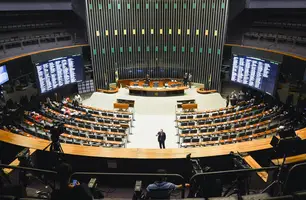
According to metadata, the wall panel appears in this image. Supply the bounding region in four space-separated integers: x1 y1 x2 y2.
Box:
86 0 229 90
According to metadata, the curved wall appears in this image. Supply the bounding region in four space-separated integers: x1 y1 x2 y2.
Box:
85 0 229 90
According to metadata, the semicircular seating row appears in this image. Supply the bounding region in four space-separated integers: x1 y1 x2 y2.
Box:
176 100 289 148
9 101 134 148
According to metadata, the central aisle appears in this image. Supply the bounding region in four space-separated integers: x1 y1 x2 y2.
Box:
82 88 225 149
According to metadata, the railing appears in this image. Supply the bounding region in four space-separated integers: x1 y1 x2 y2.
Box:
0 164 57 189
70 172 186 198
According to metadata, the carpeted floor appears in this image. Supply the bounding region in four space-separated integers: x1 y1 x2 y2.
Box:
82 87 226 149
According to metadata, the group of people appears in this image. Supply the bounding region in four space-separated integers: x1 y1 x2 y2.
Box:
226 90 247 107
183 73 192 88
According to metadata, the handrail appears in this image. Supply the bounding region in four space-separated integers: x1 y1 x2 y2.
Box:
0 164 57 175
190 166 279 183
71 172 186 198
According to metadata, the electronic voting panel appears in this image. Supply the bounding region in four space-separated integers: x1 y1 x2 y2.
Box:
231 55 278 95
36 55 84 93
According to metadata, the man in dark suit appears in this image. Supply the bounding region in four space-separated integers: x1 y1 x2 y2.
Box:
156 129 166 149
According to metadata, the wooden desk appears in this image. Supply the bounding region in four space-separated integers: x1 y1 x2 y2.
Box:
178 110 272 129
179 120 271 137
181 104 198 111
129 86 188 96
196 88 217 94
46 107 130 129
114 103 129 110
97 88 119 94
271 153 306 165
0 128 305 159
118 79 183 88
61 133 123 146
177 107 254 122
81 104 132 115
181 128 278 147
176 100 249 115
243 155 269 182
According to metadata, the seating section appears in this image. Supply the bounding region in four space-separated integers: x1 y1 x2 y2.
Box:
0 30 73 51
0 11 86 57
176 100 288 148
9 101 133 148
244 31 306 46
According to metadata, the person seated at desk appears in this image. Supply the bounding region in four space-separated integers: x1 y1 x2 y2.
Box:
146 169 190 198
145 74 150 86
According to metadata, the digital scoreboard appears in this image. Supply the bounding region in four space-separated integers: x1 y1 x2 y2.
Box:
35 55 84 94
231 55 278 95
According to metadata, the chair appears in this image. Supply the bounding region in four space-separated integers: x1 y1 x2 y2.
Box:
229 134 237 139
181 122 188 126
203 114 209 118
123 115 129 118
221 135 229 140
187 115 193 119
238 132 246 137
214 119 221 123
96 134 104 140
79 132 87 138
190 129 197 134
202 137 210 142
211 136 219 141
107 113 114 117
94 126 100 131
146 189 173 199
198 121 205 125
85 124 92 129
196 115 202 118
115 137 123 142
200 128 207 133
183 138 191 143
246 130 253 136
88 134 96 139
192 138 200 143
180 116 187 120
181 130 189 134
208 127 215 132
101 127 108 132
188 122 195 126
98 119 104 123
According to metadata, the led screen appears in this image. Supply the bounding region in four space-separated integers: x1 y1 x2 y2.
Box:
231 54 278 95
35 54 84 93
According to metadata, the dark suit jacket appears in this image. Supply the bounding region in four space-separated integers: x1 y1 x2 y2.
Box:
157 132 166 142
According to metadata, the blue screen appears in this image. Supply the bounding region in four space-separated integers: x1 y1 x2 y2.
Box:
231 55 278 95
0 65 9 85
35 54 84 94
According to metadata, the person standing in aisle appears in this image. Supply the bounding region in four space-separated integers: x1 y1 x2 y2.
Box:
188 73 192 88
183 73 188 86
156 129 166 149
